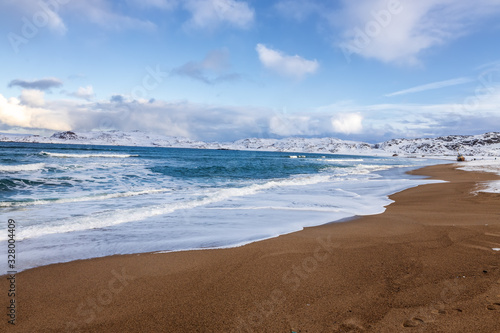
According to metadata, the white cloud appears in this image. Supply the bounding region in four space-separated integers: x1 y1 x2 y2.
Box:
184 0 254 30
337 0 500 65
317 81 500 140
1 0 156 35
70 86 95 100
1 0 68 35
2 78 500 141
0 93 360 140
256 44 319 79
70 0 156 31
0 94 70 131
20 89 45 107
269 115 316 136
386 77 473 97
172 49 240 84
201 49 230 71
126 0 178 10
274 0 321 21
331 113 363 134
36 1 67 35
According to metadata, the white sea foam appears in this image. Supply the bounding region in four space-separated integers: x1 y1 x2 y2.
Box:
0 163 45 172
40 151 137 158
321 158 364 162
0 188 170 207
208 206 342 212
330 164 402 176
353 164 415 173
11 174 332 241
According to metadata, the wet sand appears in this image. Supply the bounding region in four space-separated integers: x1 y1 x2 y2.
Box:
2 163 500 332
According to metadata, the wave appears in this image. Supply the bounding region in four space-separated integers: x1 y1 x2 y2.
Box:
0 178 46 191
335 164 400 175
11 174 333 241
0 188 170 208
0 163 45 172
209 206 342 212
320 158 364 162
40 152 137 158
326 164 413 178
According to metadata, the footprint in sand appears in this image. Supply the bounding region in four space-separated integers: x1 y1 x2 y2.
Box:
402 317 425 328
486 303 500 311
334 317 365 332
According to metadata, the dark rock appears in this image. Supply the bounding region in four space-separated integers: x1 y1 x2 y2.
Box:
50 131 78 140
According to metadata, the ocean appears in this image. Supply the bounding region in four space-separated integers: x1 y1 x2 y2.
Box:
0 142 444 272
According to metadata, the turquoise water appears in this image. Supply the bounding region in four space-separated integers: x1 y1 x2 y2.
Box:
0 142 443 271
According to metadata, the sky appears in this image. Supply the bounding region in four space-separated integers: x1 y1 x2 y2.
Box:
1 0 500 143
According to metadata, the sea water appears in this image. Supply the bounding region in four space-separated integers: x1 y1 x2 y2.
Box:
0 142 445 271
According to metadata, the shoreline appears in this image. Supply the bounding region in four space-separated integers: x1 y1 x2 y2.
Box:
2 159 443 274
2 163 500 332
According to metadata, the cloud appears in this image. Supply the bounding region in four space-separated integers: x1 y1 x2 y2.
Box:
76 99 272 140
0 0 67 35
172 49 240 84
110 95 125 103
20 89 45 107
317 81 500 141
36 1 67 35
183 0 254 31
386 77 473 97
2 78 500 142
1 0 156 35
274 0 322 21
0 92 356 141
269 115 316 136
126 0 178 10
336 0 500 65
256 44 319 79
69 86 95 100
8 78 63 91
70 0 156 31
331 113 363 134
268 112 363 137
0 94 70 131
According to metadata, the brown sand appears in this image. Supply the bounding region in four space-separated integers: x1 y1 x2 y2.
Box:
2 163 500 332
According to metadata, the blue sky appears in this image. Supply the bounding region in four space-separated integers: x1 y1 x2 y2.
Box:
1 0 500 142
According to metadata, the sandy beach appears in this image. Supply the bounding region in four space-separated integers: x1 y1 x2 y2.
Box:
2 163 500 333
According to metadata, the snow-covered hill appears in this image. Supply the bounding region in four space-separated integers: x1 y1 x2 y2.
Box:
378 132 500 156
1 130 500 157
0 130 213 149
230 137 373 154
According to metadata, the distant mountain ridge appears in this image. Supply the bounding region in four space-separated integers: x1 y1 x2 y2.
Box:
1 130 499 157
377 132 500 156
